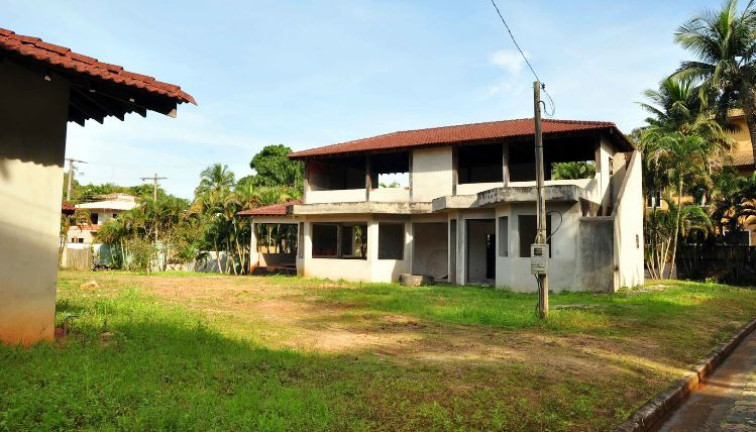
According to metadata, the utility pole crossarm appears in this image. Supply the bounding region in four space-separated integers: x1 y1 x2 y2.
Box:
140 173 167 243
65 158 87 202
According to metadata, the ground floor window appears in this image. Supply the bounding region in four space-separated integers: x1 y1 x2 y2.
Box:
312 223 367 259
518 215 552 257
378 223 404 260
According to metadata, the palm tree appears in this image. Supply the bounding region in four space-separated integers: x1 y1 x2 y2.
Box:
674 0 756 161
640 77 704 132
643 131 712 277
195 163 235 197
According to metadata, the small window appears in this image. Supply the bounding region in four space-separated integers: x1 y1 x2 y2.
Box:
378 223 404 260
518 215 552 258
78 238 84 244
342 224 367 258
312 223 367 259
498 216 509 257
90 213 98 225
113 213 118 219
312 224 338 258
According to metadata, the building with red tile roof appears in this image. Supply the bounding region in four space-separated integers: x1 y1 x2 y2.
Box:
0 27 194 346
289 118 633 159
241 118 644 293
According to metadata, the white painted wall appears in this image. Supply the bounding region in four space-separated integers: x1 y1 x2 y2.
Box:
370 187 410 202
456 182 503 196
493 202 581 293
297 218 410 283
412 222 448 280
612 151 644 290
598 138 617 209
306 189 366 204
411 147 453 202
0 60 69 345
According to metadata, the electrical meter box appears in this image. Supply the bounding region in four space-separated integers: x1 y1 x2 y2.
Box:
530 244 549 275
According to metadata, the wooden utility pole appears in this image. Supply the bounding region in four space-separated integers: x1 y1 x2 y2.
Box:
141 173 167 243
65 158 87 201
533 81 549 319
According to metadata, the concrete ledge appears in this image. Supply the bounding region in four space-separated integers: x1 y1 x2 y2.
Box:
614 317 756 432
292 201 431 215
477 185 584 207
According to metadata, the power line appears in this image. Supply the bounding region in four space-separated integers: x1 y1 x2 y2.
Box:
488 0 556 117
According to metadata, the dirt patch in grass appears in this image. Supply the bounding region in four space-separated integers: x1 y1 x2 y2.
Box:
45 271 756 431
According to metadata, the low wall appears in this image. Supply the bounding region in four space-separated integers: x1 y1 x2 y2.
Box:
578 217 614 292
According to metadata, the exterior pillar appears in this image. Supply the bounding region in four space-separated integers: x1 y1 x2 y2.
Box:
249 221 259 273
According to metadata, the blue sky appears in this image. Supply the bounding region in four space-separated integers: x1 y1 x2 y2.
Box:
6 0 716 198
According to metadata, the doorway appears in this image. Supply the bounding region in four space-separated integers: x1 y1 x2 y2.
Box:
466 219 496 284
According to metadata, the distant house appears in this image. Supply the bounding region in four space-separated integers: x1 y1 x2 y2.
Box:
723 110 756 244
239 118 644 293
66 193 137 245
0 28 195 345
725 109 756 178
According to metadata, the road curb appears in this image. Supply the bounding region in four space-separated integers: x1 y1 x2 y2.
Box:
614 317 756 432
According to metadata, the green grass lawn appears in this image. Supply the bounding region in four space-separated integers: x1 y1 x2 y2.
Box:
1 272 754 431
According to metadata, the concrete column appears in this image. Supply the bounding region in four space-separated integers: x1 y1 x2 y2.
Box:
249 221 259 273
405 221 413 272
367 219 379 263
502 143 510 186
457 213 466 285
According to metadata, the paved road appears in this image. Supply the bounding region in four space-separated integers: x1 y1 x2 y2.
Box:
659 330 756 431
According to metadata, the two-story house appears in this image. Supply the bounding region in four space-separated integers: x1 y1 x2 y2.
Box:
239 118 644 293
66 193 138 245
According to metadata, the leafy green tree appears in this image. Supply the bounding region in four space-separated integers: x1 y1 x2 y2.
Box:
674 0 756 160
248 144 304 190
643 131 713 277
551 161 595 180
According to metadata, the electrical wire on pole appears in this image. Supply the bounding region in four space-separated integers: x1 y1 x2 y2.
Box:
488 0 552 318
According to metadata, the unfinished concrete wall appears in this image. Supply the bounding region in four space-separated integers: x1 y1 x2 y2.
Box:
499 202 581 293
613 150 644 290
412 222 448 280
296 218 410 283
411 147 453 202
371 221 411 282
578 218 615 292
0 60 69 345
598 138 617 212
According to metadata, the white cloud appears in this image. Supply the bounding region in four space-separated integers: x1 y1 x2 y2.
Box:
489 49 530 75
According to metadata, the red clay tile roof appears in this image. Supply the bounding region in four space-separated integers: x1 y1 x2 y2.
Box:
61 202 76 214
236 200 302 218
289 118 632 159
71 224 101 231
0 28 196 105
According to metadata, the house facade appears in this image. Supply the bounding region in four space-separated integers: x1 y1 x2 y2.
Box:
240 118 644 293
0 28 194 345
66 193 138 244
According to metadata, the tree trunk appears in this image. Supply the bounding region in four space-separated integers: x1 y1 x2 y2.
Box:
213 239 222 273
669 179 684 279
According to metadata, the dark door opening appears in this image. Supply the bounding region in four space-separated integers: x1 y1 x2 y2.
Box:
466 219 496 284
